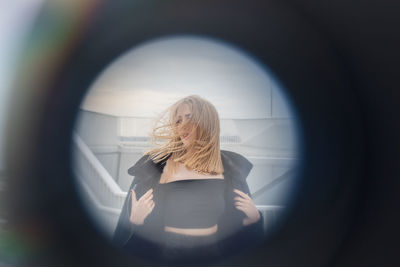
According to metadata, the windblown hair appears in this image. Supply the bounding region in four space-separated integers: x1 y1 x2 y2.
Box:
145 95 223 175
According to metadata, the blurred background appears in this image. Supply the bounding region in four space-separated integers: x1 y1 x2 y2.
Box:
0 0 302 260
2 1 399 266
0 1 44 170
73 36 300 237
0 0 44 240
0 0 300 254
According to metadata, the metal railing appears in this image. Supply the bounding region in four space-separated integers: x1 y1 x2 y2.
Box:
73 134 126 210
257 205 285 231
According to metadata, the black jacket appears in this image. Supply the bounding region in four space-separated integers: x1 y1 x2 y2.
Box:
112 150 264 260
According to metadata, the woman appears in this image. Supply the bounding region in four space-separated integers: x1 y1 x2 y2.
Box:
113 95 264 264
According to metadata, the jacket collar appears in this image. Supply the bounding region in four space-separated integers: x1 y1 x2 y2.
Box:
128 150 253 184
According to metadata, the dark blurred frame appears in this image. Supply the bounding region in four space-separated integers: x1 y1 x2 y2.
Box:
7 0 400 266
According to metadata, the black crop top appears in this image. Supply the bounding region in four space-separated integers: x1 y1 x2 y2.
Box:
159 179 225 229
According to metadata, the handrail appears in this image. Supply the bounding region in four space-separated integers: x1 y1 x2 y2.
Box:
78 178 122 215
72 133 127 210
73 133 125 196
75 177 121 236
251 167 297 200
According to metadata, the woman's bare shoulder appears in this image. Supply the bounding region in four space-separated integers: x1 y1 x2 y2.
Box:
159 158 172 181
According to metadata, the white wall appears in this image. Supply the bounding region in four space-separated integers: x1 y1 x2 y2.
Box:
76 111 120 146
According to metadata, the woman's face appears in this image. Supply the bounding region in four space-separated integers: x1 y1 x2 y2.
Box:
176 103 195 147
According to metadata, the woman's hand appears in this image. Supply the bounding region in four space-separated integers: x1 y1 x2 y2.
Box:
129 188 155 225
233 189 261 226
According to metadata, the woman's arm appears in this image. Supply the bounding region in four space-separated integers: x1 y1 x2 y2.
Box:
112 176 153 241
217 178 264 256
112 181 140 248
233 187 265 251
232 182 264 239
233 188 261 226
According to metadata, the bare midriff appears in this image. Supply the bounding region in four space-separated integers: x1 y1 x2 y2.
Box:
164 224 218 236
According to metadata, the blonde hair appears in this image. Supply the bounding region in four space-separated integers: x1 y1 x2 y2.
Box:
145 95 223 175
